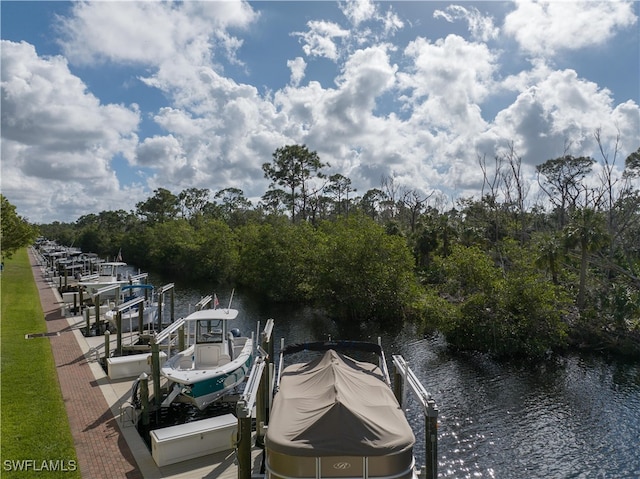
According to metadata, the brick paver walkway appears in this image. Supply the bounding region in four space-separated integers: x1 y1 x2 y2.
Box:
30 250 143 479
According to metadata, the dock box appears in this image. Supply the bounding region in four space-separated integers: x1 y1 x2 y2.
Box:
106 352 167 380
150 414 237 467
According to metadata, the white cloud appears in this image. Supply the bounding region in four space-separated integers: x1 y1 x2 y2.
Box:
1 40 141 222
2 1 638 224
398 34 496 134
287 57 306 87
57 1 258 67
480 65 640 169
339 0 376 26
294 20 350 61
504 0 637 57
434 4 499 42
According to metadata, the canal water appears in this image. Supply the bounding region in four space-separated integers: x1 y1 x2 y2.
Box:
148 277 640 479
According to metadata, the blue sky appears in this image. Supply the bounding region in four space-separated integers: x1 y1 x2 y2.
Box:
1 1 639 223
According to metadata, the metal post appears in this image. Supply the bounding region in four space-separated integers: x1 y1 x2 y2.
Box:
104 330 110 359
156 293 163 333
256 364 266 447
425 399 439 479
393 365 403 405
178 325 185 352
139 373 150 427
138 302 144 333
151 340 161 406
85 308 91 336
116 312 123 355
170 288 175 323
236 404 252 479
94 293 101 335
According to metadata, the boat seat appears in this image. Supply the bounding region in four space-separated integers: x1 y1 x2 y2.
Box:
196 346 220 369
179 357 193 370
218 354 231 365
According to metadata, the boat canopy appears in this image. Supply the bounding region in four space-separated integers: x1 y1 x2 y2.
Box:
121 284 154 292
183 308 239 322
266 349 415 457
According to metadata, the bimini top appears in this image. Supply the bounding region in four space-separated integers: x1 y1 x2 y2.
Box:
266 349 415 457
183 308 239 322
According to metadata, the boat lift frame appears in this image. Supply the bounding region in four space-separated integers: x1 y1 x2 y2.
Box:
392 355 438 479
235 318 275 479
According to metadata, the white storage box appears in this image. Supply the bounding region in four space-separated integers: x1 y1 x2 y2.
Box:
151 414 237 467
106 352 167 380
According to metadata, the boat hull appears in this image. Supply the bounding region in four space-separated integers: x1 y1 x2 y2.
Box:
105 306 157 333
187 352 252 409
162 339 253 410
266 450 415 478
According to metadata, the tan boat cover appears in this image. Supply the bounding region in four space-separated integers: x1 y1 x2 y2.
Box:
266 349 415 456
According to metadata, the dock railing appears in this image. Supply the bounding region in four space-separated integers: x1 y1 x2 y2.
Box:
392 355 438 479
235 318 275 479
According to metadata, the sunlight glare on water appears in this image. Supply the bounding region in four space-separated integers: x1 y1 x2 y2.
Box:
144 276 640 479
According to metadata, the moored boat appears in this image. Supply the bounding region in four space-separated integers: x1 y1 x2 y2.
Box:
265 340 417 479
160 307 253 410
104 284 160 333
78 261 137 297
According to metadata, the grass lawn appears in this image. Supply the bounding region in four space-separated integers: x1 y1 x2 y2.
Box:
1 248 80 478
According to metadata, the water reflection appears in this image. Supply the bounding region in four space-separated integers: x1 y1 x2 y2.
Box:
145 275 640 478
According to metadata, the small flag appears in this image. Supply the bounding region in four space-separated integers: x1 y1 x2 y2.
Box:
116 249 123 262
213 294 220 309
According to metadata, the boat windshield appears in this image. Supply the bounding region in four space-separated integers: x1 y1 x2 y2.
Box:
196 319 224 344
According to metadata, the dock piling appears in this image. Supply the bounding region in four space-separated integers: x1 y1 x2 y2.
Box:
139 373 150 427
425 398 438 479
104 330 110 359
151 340 161 406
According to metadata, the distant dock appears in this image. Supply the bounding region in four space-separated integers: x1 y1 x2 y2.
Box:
30 247 263 478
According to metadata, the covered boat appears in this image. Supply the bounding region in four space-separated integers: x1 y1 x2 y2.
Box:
265 341 416 478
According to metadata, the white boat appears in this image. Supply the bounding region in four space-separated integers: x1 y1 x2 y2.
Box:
104 284 160 333
265 341 417 479
78 261 137 297
160 308 253 410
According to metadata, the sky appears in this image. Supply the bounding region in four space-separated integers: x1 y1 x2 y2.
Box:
1 0 639 224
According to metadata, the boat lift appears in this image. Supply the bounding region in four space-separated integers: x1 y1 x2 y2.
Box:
235 318 275 479
392 355 439 479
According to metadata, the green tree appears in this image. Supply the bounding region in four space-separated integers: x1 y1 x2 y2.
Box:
214 188 252 226
75 210 136 257
433 242 570 357
236 219 323 301
623 147 640 178
37 221 76 246
178 188 210 219
324 173 356 217
359 188 386 220
564 208 610 310
193 218 239 282
262 144 328 222
136 188 179 223
0 195 39 259
536 155 595 228
317 214 418 322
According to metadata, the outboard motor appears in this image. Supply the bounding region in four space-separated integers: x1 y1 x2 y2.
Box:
230 328 241 338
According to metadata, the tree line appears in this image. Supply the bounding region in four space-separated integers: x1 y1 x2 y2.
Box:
37 142 640 358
